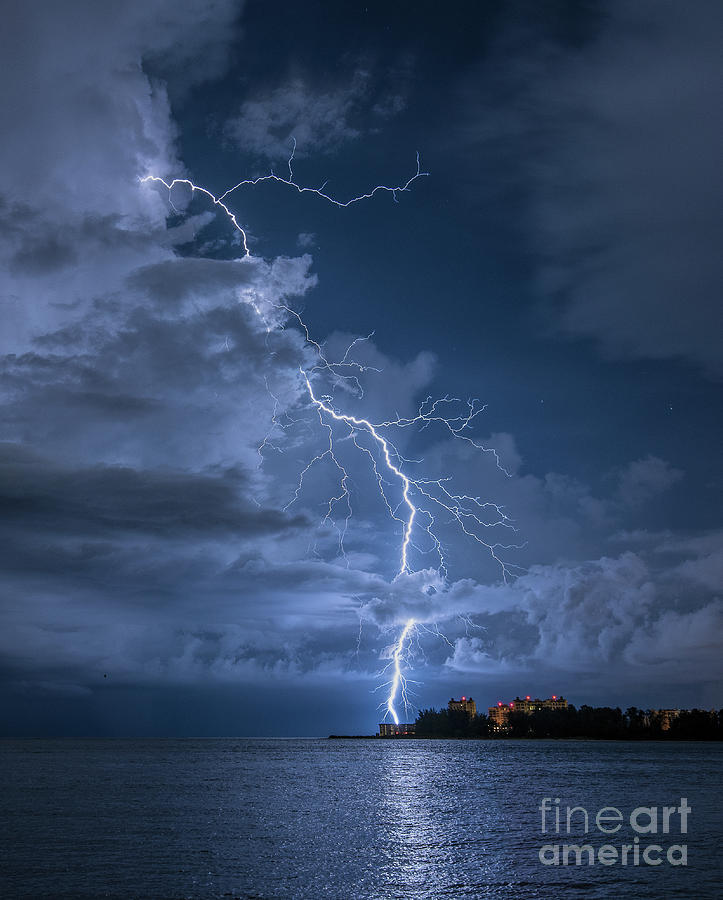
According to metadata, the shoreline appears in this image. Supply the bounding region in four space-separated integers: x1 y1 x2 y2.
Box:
328 734 723 742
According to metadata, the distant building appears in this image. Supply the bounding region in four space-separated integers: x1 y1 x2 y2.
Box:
488 703 511 733
488 695 568 733
379 722 416 736
512 695 568 713
448 696 477 717
651 709 681 731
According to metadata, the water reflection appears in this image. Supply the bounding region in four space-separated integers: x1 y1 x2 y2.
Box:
2 738 719 899
375 742 504 898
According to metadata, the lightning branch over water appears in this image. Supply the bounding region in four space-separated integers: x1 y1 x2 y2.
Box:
141 146 521 725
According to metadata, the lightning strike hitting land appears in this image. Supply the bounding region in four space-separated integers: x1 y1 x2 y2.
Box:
387 618 416 725
142 147 520 725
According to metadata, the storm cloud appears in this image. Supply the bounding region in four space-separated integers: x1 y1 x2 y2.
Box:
1 0 720 735
455 0 722 375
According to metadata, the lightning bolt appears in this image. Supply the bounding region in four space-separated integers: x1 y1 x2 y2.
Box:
301 370 417 576
141 137 427 258
141 144 521 727
387 618 415 725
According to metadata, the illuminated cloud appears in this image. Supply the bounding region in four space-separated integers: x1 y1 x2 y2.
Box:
0 0 719 733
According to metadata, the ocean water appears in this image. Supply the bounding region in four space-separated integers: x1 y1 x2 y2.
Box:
1 738 721 899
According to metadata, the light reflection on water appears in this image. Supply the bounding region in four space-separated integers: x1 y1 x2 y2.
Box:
1 738 720 899
376 742 503 896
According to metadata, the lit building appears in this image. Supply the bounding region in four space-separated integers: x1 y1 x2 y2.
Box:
448 696 477 717
488 703 511 733
378 722 416 736
512 695 568 713
651 709 681 732
488 695 568 733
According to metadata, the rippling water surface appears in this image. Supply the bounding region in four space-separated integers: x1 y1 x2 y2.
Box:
1 738 721 899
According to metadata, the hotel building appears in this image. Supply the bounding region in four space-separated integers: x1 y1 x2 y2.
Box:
378 722 416 736
448 696 477 717
488 695 568 732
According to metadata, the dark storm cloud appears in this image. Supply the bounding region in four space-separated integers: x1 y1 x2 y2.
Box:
8 230 78 277
446 540 723 702
128 254 316 309
0 249 316 481
6 523 719 702
0 443 307 541
0 0 720 729
2 257 714 699
1 202 164 279
456 0 723 375
0 0 338 704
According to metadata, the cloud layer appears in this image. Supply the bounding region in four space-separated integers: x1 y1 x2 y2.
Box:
1 0 720 731
456 0 723 375
226 61 410 160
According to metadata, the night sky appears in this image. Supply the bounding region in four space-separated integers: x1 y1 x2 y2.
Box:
2 0 721 736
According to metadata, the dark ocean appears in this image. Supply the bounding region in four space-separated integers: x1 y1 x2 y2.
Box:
1 738 721 899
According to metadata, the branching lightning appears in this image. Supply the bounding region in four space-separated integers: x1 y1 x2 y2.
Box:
141 137 427 258
141 144 521 726
297 369 517 581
